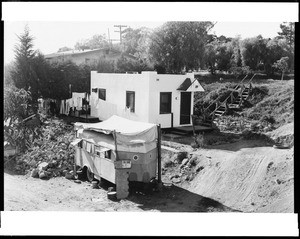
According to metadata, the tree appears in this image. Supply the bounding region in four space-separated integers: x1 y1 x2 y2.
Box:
229 36 242 68
278 22 295 50
58 46 73 52
149 21 215 73
240 35 268 71
204 41 218 74
215 41 234 72
116 56 153 73
4 85 32 151
4 62 16 87
122 27 152 60
74 34 109 50
11 25 39 104
273 57 289 81
265 37 287 74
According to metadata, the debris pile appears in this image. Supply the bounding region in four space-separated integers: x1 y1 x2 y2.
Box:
162 151 206 184
213 116 274 134
6 118 76 179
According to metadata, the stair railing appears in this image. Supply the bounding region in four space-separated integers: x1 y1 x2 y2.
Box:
204 74 248 116
246 73 257 94
208 74 249 117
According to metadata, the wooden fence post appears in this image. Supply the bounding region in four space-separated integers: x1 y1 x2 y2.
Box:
157 125 162 184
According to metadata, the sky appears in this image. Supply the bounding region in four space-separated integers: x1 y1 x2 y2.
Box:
3 21 283 64
3 2 298 64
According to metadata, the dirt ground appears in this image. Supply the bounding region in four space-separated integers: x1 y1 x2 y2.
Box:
4 137 293 213
4 172 236 212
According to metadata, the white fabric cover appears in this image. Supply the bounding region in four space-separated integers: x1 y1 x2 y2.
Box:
74 115 158 153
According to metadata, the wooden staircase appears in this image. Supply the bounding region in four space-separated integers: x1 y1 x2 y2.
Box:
228 85 251 109
196 74 256 126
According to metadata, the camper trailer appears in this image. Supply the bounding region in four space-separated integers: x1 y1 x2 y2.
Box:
72 115 161 199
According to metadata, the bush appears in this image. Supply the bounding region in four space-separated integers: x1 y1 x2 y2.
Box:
195 133 205 147
176 151 188 164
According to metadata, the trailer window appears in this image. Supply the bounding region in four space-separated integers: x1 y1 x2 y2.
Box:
105 150 111 159
94 145 111 159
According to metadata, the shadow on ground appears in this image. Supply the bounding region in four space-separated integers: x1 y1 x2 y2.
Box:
163 131 273 152
126 183 241 212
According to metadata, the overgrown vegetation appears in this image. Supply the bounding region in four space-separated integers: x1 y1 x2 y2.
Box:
5 118 75 176
245 80 294 128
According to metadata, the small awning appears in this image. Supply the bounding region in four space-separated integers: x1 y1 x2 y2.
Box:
177 78 192 91
177 78 205 92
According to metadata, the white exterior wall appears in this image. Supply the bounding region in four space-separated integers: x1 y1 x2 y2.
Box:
148 72 195 128
90 71 201 128
90 71 150 123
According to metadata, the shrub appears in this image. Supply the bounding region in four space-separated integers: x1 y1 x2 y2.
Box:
176 151 188 164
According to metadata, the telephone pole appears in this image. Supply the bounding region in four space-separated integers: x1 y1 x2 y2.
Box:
114 24 127 51
108 28 119 49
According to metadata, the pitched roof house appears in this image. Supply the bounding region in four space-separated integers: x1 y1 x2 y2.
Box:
45 47 137 65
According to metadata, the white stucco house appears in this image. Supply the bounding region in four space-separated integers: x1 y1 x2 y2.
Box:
90 71 205 128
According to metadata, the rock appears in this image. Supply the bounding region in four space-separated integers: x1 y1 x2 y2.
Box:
172 177 181 184
38 162 49 171
31 169 39 178
181 158 189 167
196 165 204 172
29 160 37 167
74 179 81 184
65 172 74 180
39 170 48 179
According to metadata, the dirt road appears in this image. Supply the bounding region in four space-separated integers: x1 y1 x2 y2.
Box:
4 172 237 212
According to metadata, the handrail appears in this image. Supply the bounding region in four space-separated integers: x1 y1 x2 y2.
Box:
233 74 249 90
247 73 257 85
207 74 248 117
210 73 257 116
204 74 248 113
203 94 223 112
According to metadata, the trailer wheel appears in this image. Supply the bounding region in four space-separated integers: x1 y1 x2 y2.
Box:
86 167 94 182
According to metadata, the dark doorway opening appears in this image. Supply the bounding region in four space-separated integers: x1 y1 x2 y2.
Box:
180 92 191 125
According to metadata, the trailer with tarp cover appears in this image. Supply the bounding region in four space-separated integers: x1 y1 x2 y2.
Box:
72 115 162 199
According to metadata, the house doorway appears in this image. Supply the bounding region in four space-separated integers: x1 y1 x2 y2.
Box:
180 92 191 125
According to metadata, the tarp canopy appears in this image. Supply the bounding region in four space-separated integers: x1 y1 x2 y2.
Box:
74 115 158 153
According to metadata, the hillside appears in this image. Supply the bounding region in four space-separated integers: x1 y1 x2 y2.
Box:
161 141 294 212
159 77 294 212
194 77 294 145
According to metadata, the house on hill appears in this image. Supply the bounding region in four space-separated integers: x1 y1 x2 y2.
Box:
90 71 205 128
45 47 138 65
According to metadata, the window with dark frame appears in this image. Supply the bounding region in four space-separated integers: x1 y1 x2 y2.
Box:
126 91 135 112
160 92 172 114
98 88 106 100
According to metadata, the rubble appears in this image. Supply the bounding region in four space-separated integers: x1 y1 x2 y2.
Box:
6 117 76 179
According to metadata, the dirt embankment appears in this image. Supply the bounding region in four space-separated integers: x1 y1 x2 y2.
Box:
162 139 294 213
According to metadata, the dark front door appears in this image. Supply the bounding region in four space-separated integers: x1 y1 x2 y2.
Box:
180 92 191 125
